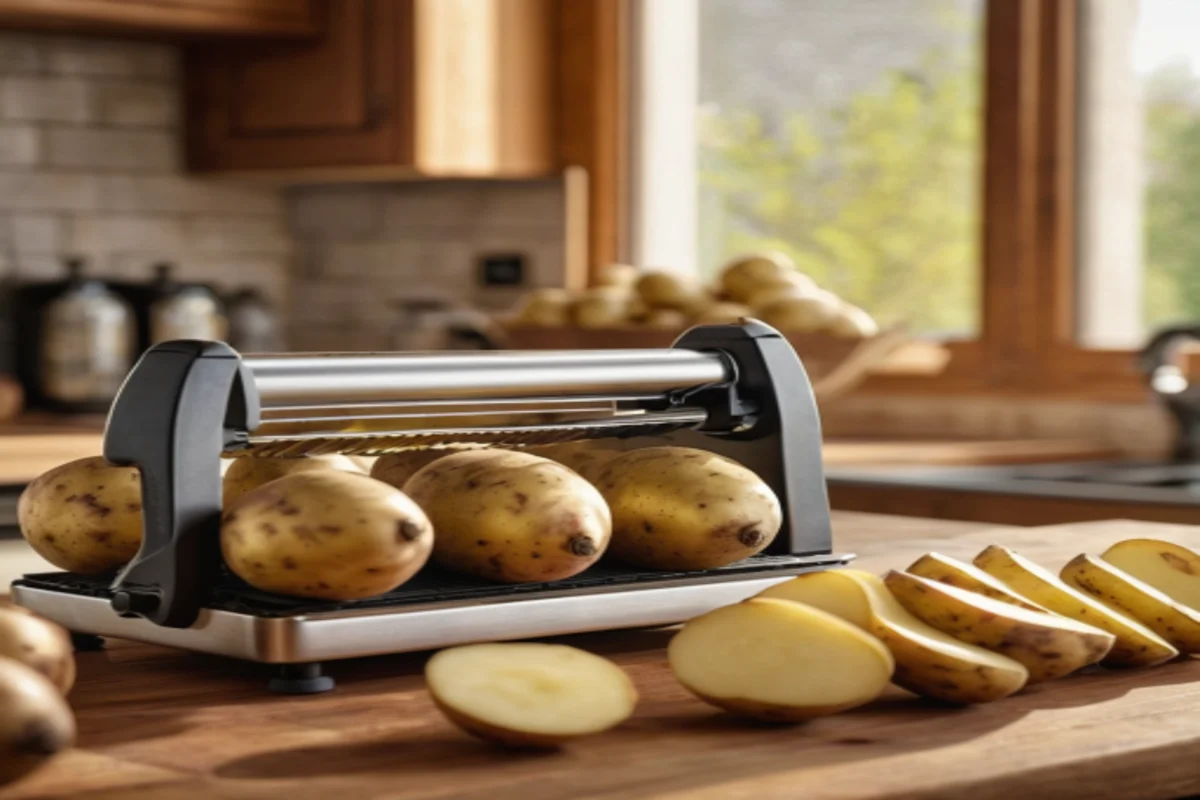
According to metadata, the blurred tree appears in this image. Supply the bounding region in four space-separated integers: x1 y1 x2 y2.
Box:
1143 60 1200 327
698 45 980 335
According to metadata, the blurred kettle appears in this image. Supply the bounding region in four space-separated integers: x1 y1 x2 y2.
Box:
1139 324 1200 461
389 300 505 351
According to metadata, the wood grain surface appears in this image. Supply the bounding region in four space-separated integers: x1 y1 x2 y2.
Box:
5 514 1200 800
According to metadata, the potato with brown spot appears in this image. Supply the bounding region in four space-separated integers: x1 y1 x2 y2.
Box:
591 446 781 570
0 658 75 787
0 606 75 695
222 454 363 507
404 449 610 583
221 471 432 601
18 456 143 574
370 446 483 491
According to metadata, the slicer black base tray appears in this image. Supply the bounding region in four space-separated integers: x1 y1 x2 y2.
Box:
17 553 841 618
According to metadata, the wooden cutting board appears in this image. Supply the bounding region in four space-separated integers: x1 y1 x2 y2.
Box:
6 516 1200 800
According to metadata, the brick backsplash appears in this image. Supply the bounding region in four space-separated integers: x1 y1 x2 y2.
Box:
285 180 565 351
0 31 289 311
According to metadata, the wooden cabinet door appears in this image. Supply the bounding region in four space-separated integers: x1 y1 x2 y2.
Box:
185 0 413 172
0 0 318 36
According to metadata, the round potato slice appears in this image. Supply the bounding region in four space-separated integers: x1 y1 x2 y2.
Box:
221 470 433 601
18 456 143 574
669 597 894 721
426 642 637 747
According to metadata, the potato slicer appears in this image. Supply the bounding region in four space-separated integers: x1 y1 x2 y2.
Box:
11 320 850 692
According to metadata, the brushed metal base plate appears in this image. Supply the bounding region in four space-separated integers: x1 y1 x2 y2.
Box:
12 557 848 664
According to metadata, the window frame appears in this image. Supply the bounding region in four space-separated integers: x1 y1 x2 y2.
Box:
571 0 1152 401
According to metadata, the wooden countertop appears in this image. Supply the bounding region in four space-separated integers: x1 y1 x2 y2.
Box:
7 513 1200 800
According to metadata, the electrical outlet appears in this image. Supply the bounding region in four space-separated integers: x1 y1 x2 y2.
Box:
479 253 526 287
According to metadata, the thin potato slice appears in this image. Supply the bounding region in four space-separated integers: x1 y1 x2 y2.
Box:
669 598 893 721
907 552 1048 613
1061 554 1200 654
758 569 1028 704
426 643 637 747
974 545 1178 668
1102 539 1200 610
884 570 1114 682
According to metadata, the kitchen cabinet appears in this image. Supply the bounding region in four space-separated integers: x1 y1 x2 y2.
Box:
0 0 318 37
185 0 556 177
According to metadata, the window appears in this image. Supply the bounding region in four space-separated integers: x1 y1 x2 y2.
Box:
1077 0 1200 348
696 0 985 337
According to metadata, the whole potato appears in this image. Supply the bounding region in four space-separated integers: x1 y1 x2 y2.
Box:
827 304 879 338
513 288 572 327
759 290 841 333
745 273 820 313
0 607 74 695
595 263 640 289
642 309 688 329
0 659 75 788
370 445 481 490
404 449 611 583
720 252 800 302
690 301 752 325
591 446 782 570
524 441 620 482
222 454 363 507
635 270 702 310
18 456 143 574
571 287 632 329
221 471 433 601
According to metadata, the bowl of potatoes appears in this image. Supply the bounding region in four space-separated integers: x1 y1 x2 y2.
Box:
501 252 947 399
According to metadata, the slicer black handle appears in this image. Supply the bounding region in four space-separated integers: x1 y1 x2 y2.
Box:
104 340 259 628
672 319 833 557
1138 325 1200 377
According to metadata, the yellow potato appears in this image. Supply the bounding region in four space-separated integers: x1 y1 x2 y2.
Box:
523 441 620 482
571 286 633 328
759 290 841 333
513 288 572 327
758 569 1028 704
591 446 781 571
635 270 703 310
404 449 611 583
744 273 820 312
0 658 75 788
1102 538 1200 610
689 301 752 325
642 309 688 329
370 446 480 491
18 456 143 574
595 263 640 289
426 643 637 747
222 454 363 508
827 304 880 338
906 552 1048 612
1061 554 1200 654
0 607 75 695
221 471 433 601
719 251 806 302
669 597 893 722
974 545 1178 667
884 570 1113 683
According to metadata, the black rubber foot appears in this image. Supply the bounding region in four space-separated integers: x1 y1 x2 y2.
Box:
268 663 334 694
70 633 106 652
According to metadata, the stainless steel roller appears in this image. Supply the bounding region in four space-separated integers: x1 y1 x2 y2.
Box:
243 349 734 406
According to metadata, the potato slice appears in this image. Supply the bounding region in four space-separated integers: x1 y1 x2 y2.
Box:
1102 538 1200 610
426 643 637 747
669 597 893 721
758 569 1028 704
907 552 1048 612
974 545 1178 668
884 570 1114 682
1061 554 1200 654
